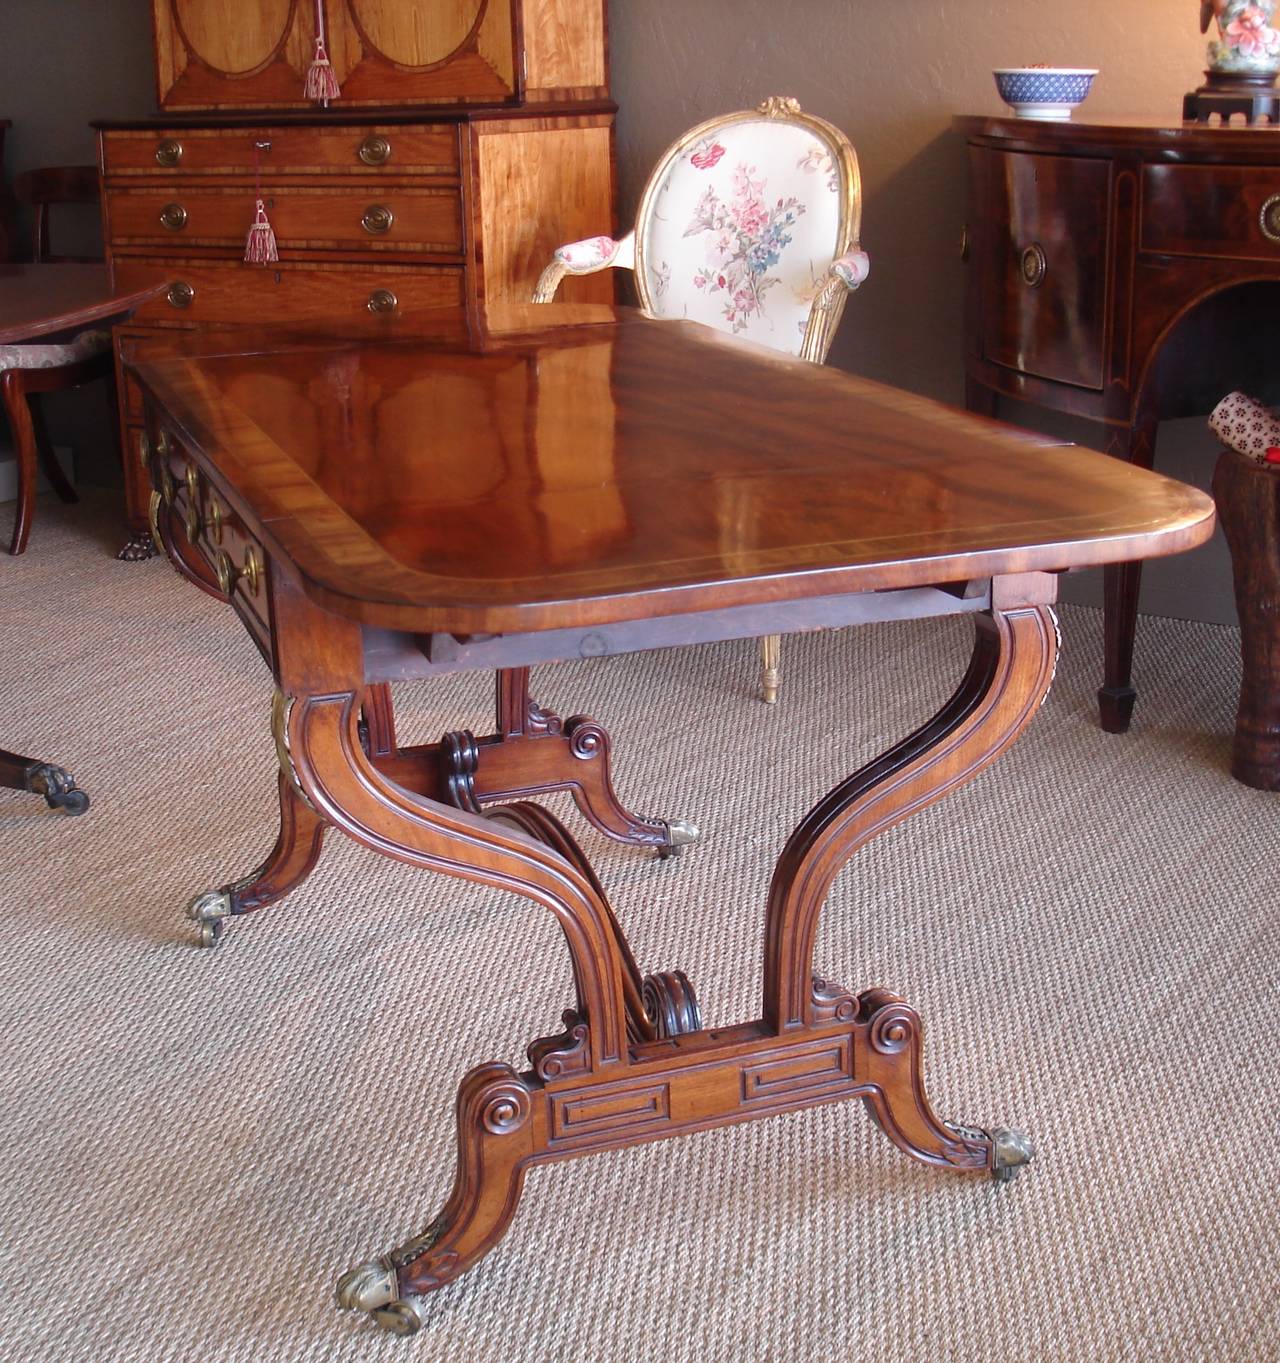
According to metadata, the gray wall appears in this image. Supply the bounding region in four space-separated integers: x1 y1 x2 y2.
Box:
0 0 1238 621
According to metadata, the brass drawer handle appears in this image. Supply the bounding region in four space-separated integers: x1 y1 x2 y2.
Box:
1019 242 1047 288
367 288 398 314
242 545 263 596
155 430 171 457
159 465 175 508
184 465 201 539
358 134 392 166
1260 194 1280 243
361 204 394 235
159 202 188 232
137 431 152 470
155 138 183 167
185 501 201 542
167 281 195 310
208 496 224 544
214 549 236 596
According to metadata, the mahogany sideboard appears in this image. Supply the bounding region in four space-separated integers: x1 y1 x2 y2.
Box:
956 114 1280 732
96 0 615 556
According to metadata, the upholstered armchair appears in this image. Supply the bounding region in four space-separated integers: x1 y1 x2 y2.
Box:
534 96 869 704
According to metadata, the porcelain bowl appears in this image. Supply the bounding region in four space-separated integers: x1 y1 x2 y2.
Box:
993 67 1098 119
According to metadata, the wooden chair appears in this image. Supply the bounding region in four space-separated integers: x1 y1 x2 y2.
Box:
534 96 870 703
1 166 111 555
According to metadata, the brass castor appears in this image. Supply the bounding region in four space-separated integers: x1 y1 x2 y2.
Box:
656 817 700 860
186 888 232 948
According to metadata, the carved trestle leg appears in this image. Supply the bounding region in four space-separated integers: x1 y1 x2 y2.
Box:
764 596 1059 1174
336 594 1057 1336
186 767 327 947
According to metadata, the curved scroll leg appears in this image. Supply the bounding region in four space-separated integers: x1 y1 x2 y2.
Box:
185 770 326 947
337 1063 537 1336
763 597 1059 1175
858 989 1033 1182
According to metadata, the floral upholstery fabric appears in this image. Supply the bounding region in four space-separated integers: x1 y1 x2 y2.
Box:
1209 391 1280 463
555 235 623 273
637 119 852 355
0 328 111 373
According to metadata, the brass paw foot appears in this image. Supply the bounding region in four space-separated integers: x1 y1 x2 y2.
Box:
185 888 232 948
336 1259 425 1336
656 817 700 859
27 763 89 815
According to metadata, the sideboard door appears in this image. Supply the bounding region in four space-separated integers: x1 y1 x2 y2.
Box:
973 147 1113 392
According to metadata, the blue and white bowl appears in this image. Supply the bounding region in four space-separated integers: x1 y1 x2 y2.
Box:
993 67 1098 119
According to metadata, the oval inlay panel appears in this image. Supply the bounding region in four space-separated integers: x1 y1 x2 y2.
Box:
347 0 484 67
173 0 294 75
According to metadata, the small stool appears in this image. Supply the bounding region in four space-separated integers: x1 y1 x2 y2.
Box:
1212 448 1280 790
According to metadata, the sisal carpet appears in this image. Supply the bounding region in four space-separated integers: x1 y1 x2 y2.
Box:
1 493 1277 1363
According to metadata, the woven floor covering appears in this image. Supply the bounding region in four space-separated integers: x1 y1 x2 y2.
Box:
1 494 1277 1363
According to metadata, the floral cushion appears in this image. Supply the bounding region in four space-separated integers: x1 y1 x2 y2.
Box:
555 235 623 274
0 328 111 373
637 119 853 355
1209 390 1280 464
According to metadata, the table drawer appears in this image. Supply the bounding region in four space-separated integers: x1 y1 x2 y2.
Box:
105 185 463 254
101 126 460 178
1142 164 1280 261
112 258 464 324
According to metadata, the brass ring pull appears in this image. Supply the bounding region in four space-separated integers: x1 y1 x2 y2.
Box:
367 288 398 314
208 497 224 544
358 134 392 166
1259 194 1280 243
167 281 195 310
155 431 171 458
1019 242 1047 288
361 204 394 235
155 138 183 167
137 431 152 470
242 546 263 596
159 465 175 508
184 465 199 498
185 501 201 542
148 491 163 547
159 202 188 232
214 549 236 596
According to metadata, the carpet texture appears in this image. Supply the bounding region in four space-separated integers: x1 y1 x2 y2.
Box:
1 494 1277 1363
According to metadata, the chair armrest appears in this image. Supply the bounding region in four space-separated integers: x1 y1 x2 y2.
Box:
830 249 870 291
533 232 636 302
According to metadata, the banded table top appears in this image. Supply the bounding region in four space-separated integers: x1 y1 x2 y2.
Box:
129 304 1216 635
0 264 167 345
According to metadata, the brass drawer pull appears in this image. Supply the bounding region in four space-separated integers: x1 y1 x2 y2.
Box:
367 288 398 314
242 546 263 596
167 281 195 310
185 501 201 542
159 465 175 508
208 497 224 544
155 138 183 167
361 204 394 235
155 430 171 457
159 202 188 232
1019 242 1047 288
358 134 392 166
1260 194 1280 243
137 431 152 470
214 549 236 596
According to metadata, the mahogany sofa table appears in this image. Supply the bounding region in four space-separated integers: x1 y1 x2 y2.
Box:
127 304 1214 1337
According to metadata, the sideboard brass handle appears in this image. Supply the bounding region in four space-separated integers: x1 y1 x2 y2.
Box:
1260 194 1280 243
185 501 201 542
361 204 394 235
159 202 188 232
155 138 183 167
155 430 171 458
138 431 152 470
208 497 224 544
367 288 398 314
1019 242 1047 288
358 134 392 166
242 545 263 596
159 465 175 508
166 281 195 310
214 549 236 596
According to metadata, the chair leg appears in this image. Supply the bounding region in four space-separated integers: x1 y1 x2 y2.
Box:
1 370 38 555
760 634 781 705
27 391 78 505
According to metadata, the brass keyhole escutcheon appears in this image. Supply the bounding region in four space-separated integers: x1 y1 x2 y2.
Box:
159 202 188 232
155 138 183 167
1260 194 1280 243
358 134 392 166
1019 242 1047 288
367 288 398 314
167 281 195 310
361 204 394 235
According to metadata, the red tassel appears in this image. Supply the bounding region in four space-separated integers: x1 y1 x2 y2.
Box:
305 38 341 103
244 199 279 264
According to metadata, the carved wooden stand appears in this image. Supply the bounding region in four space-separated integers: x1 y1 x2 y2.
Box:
259 587 1054 1337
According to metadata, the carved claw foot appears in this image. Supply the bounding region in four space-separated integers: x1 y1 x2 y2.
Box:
27 763 89 816
185 888 232 948
642 970 703 1037
117 530 160 561
656 817 700 860
947 1121 1035 1183
336 1260 426 1336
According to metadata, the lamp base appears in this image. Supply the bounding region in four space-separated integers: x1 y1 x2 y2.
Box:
1184 70 1280 123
